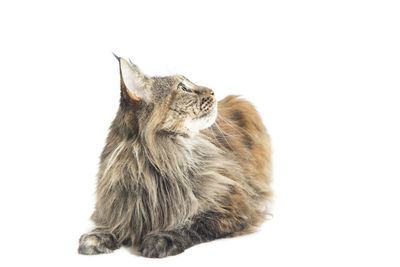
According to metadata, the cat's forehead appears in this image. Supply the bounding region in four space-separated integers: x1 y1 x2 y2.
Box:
152 76 179 87
152 74 189 85
149 75 180 100
151 75 191 93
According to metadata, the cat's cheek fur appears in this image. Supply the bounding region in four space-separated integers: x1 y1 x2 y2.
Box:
186 106 218 133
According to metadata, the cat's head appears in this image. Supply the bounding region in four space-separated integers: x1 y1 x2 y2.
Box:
115 56 217 137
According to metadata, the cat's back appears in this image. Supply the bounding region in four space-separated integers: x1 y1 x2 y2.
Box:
205 95 271 192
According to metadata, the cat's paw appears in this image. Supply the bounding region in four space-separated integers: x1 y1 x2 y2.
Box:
78 232 119 255
139 233 185 258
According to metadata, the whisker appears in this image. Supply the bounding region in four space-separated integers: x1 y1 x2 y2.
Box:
214 122 235 151
217 114 254 137
209 125 226 151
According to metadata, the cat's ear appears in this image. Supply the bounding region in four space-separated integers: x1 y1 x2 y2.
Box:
115 55 151 102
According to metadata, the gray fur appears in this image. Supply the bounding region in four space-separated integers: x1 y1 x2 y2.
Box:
78 57 272 257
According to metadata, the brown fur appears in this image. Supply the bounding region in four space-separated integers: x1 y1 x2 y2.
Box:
78 57 272 257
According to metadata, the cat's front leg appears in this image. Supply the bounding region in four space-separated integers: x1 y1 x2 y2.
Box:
138 231 188 258
78 229 120 255
139 212 246 258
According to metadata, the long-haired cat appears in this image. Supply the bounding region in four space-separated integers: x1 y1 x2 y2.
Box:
78 56 272 258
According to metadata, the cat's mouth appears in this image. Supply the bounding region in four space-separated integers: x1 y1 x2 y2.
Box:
197 111 213 120
187 105 218 132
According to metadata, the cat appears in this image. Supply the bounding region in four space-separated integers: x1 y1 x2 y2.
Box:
78 55 272 258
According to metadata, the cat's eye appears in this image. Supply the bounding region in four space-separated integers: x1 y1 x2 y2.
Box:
177 83 190 92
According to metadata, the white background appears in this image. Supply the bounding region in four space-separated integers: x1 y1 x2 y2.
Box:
1 0 399 266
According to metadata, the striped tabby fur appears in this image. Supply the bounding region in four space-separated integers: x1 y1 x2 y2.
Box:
78 56 272 258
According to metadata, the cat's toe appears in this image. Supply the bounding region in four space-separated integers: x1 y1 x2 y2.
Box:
139 233 184 258
78 232 118 255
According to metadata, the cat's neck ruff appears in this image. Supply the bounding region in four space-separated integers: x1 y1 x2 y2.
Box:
139 131 222 179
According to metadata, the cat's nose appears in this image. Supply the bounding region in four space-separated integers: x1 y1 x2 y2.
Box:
197 87 215 97
204 88 214 96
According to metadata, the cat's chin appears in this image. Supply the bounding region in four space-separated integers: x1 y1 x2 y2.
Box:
187 106 218 134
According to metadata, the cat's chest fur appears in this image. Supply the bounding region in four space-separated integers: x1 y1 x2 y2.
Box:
93 135 236 238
